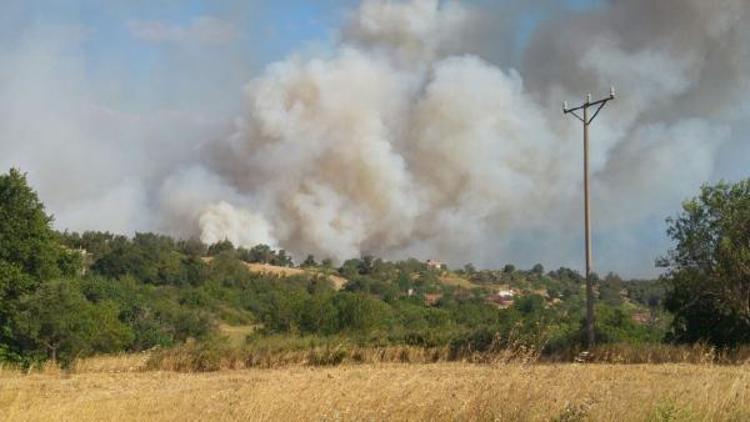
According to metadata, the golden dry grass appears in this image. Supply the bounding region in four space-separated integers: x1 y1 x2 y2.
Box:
217 324 257 347
202 257 348 289
2 357 749 421
438 274 477 288
243 263 348 289
243 262 308 277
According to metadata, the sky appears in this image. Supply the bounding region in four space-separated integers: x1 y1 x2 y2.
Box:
0 0 597 112
1 0 748 278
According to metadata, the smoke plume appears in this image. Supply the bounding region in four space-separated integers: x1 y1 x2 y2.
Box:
2 0 749 276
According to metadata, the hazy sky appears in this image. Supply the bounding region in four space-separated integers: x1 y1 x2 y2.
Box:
1 0 747 278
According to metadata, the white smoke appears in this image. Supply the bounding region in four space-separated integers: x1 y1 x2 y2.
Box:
199 202 275 247
3 0 749 277
179 0 565 265
176 0 748 275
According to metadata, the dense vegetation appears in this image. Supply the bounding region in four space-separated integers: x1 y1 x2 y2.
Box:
661 180 750 346
1 168 748 366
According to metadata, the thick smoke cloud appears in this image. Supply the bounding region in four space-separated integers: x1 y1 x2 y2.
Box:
2 0 749 277
176 0 569 267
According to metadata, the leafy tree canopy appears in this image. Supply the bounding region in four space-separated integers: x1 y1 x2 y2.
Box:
0 169 80 361
662 179 750 346
15 279 133 365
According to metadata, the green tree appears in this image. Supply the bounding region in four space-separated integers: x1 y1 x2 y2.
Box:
207 239 235 256
589 305 661 344
91 233 203 286
599 273 624 307
298 293 338 335
302 254 317 267
333 292 394 334
271 249 293 267
531 263 544 275
0 169 79 361
463 263 476 275
247 244 274 264
15 279 133 364
662 180 750 346
177 237 208 257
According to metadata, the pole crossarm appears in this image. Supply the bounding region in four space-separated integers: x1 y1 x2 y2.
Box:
587 100 609 125
566 110 585 123
561 87 615 351
563 87 615 125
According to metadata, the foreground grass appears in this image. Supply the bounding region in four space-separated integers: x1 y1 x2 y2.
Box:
1 357 749 421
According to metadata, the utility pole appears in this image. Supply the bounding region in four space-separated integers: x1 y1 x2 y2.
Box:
563 87 615 350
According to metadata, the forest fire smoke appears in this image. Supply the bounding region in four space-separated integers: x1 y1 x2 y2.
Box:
172 0 748 269
2 0 748 275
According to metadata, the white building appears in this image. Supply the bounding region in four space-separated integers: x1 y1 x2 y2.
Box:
426 259 444 270
497 289 514 298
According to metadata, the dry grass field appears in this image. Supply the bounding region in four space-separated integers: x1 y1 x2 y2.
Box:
202 257 349 289
242 263 349 290
1 355 749 421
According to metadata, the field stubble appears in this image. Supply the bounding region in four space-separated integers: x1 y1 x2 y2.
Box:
1 353 749 421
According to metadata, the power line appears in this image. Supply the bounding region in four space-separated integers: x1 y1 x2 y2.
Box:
563 87 615 350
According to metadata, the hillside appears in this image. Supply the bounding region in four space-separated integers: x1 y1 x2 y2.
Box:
0 167 667 368
202 257 348 290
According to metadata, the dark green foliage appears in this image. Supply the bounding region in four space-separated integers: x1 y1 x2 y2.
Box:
333 292 394 333
0 169 81 362
177 237 208 257
59 230 115 261
78 275 214 350
463 263 476 274
302 254 317 267
207 239 235 256
514 294 546 314
233 244 293 266
599 273 624 307
90 233 206 286
624 279 666 309
4 168 714 365
0 169 76 283
15 279 133 365
585 305 663 345
662 180 750 346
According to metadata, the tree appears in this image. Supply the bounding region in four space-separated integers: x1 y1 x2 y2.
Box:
247 244 274 264
0 169 75 285
302 254 317 267
91 233 199 285
662 180 750 346
463 263 476 275
207 239 235 256
339 258 362 278
0 169 79 361
271 249 293 267
15 279 133 364
333 292 393 334
177 237 208 257
599 272 624 307
531 263 544 275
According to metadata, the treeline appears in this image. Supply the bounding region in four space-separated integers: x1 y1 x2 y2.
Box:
1 168 749 366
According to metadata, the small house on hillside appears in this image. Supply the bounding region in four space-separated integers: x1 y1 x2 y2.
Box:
426 259 444 270
496 289 514 298
486 288 515 308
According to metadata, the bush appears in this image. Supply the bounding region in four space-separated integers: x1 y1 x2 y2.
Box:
15 279 134 365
